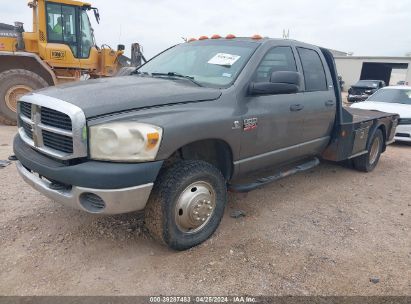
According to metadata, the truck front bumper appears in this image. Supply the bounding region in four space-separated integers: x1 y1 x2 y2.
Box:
14 135 163 214
16 162 153 214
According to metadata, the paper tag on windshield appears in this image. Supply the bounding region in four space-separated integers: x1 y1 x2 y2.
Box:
208 53 240 66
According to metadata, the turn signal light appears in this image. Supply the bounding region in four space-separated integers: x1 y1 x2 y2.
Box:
147 132 160 149
199 35 209 40
226 34 236 39
211 34 222 39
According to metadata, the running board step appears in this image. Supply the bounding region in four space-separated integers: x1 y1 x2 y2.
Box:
228 157 320 193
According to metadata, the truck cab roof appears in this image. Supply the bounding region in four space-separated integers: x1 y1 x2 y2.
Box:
187 36 321 49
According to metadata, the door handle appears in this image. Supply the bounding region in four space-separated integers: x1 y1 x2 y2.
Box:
290 104 304 111
325 100 335 106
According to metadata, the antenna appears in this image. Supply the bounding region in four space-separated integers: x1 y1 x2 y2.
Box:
282 29 290 39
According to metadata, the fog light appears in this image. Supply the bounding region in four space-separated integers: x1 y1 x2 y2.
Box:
79 193 106 213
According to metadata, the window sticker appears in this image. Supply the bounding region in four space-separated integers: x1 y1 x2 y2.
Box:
208 53 241 66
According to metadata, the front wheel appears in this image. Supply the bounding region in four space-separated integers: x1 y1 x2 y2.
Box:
144 160 227 250
353 129 384 172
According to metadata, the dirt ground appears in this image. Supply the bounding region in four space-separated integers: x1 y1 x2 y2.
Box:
0 125 410 296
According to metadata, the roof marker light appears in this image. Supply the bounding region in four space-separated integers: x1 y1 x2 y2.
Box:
187 38 197 42
211 34 222 39
226 34 236 39
199 35 209 40
251 34 262 40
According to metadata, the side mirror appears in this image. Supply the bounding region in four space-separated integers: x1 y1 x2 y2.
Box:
117 44 125 51
249 71 302 95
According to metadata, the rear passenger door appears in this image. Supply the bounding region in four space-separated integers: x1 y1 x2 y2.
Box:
296 47 336 155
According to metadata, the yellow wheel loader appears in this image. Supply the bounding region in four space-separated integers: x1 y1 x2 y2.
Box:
0 0 144 125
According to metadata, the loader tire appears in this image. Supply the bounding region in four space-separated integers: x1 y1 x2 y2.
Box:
0 69 49 125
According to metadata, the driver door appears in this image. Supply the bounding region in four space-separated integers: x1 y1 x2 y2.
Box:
44 3 97 70
238 46 306 174
44 3 80 67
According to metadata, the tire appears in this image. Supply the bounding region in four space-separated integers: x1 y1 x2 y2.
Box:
144 160 227 250
353 129 384 172
0 69 49 125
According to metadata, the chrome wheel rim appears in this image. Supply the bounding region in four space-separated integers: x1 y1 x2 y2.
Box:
175 181 216 233
5 85 32 113
369 136 380 165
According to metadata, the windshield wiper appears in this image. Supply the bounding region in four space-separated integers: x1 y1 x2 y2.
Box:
151 72 202 87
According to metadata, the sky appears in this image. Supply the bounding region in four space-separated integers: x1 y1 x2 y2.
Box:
1 0 410 59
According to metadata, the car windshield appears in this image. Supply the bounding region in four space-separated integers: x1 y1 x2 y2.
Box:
355 80 379 88
137 40 259 88
369 88 411 104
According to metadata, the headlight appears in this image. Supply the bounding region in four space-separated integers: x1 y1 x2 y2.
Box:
89 122 162 161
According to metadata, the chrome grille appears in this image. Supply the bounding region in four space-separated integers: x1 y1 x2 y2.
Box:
41 107 72 130
20 119 33 139
20 102 31 118
43 130 73 153
17 94 87 160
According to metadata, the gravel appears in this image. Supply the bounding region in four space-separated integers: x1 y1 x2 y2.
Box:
230 210 247 218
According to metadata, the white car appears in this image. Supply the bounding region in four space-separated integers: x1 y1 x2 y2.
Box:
350 86 411 142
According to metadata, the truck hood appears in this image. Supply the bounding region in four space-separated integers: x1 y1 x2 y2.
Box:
350 101 411 118
36 76 222 118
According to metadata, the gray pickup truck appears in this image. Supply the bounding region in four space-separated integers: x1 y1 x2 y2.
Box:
13 37 398 250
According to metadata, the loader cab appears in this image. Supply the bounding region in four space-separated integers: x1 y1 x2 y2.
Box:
45 1 96 59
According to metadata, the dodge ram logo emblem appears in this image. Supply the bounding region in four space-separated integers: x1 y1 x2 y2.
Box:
31 105 41 147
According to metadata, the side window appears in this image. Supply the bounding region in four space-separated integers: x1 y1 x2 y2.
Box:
46 3 78 57
254 46 297 82
297 47 327 91
79 10 93 58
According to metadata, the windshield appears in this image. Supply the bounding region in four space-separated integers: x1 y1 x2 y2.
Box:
137 41 259 88
369 88 411 104
355 80 379 88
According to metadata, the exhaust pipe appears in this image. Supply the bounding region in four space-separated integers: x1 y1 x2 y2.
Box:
130 43 146 67
14 21 25 51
